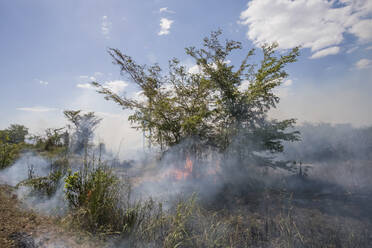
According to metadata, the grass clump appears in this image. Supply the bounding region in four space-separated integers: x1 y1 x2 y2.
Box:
64 164 147 235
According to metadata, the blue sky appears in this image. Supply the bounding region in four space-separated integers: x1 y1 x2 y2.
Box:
0 0 371 154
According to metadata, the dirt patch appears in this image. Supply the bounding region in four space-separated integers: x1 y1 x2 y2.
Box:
0 184 101 248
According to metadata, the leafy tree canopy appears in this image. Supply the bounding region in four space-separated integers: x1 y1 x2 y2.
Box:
64 110 102 153
1 124 29 144
93 30 300 170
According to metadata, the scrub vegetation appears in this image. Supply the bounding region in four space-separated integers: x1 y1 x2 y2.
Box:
1 31 371 247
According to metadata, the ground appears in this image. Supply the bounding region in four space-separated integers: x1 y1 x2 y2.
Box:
0 184 100 248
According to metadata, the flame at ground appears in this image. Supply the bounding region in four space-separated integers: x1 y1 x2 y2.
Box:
173 156 193 180
139 156 222 184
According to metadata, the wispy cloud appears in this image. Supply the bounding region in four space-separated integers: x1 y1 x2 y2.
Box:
17 106 58 112
101 15 112 39
355 58 372 69
310 46 340 59
39 80 49 85
77 80 128 94
79 75 97 81
35 78 49 86
158 18 174 36
159 7 175 14
240 0 372 58
103 80 128 94
77 83 94 89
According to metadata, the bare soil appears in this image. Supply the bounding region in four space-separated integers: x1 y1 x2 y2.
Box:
0 184 100 248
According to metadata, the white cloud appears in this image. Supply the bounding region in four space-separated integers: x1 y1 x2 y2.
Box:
77 83 94 89
17 106 58 112
77 80 127 94
238 80 251 92
133 90 146 103
187 60 231 74
355 58 372 69
188 64 202 74
348 19 372 42
101 15 112 39
240 0 372 58
79 74 100 81
366 46 372 50
34 78 49 85
310 46 340 59
103 80 128 94
272 78 294 98
158 18 174 36
159 7 175 14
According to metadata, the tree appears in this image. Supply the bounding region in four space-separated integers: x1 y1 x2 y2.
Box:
93 30 300 171
0 130 20 169
5 124 28 144
64 110 102 153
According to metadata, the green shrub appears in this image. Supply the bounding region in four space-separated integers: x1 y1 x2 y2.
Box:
64 165 145 235
0 140 21 169
17 169 64 197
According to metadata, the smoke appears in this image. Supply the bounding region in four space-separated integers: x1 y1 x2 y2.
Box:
1 122 371 247
3 122 371 212
284 123 372 162
0 152 68 215
0 152 50 186
282 123 372 193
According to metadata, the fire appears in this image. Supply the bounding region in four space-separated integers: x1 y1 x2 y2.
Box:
172 156 193 180
185 156 193 172
143 156 221 183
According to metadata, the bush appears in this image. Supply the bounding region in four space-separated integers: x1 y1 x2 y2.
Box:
0 140 21 169
17 157 68 197
64 165 144 234
17 170 64 197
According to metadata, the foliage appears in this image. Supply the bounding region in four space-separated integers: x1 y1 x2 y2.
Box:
64 163 143 234
17 170 64 197
0 139 20 169
64 110 101 154
93 30 300 170
3 124 28 144
16 157 69 197
31 127 68 153
0 124 29 169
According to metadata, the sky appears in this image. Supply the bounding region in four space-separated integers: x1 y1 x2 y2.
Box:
0 0 371 156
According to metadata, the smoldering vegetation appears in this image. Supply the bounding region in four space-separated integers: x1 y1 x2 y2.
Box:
1 122 372 248
1 32 372 247
283 123 372 193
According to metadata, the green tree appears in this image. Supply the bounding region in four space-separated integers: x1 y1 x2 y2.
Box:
0 132 20 169
93 30 300 171
5 124 28 144
64 110 102 153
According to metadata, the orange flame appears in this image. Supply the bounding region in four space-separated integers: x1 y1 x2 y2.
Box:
172 156 193 180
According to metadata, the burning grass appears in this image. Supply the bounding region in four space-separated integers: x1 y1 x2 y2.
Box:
2 149 372 247
59 157 372 247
